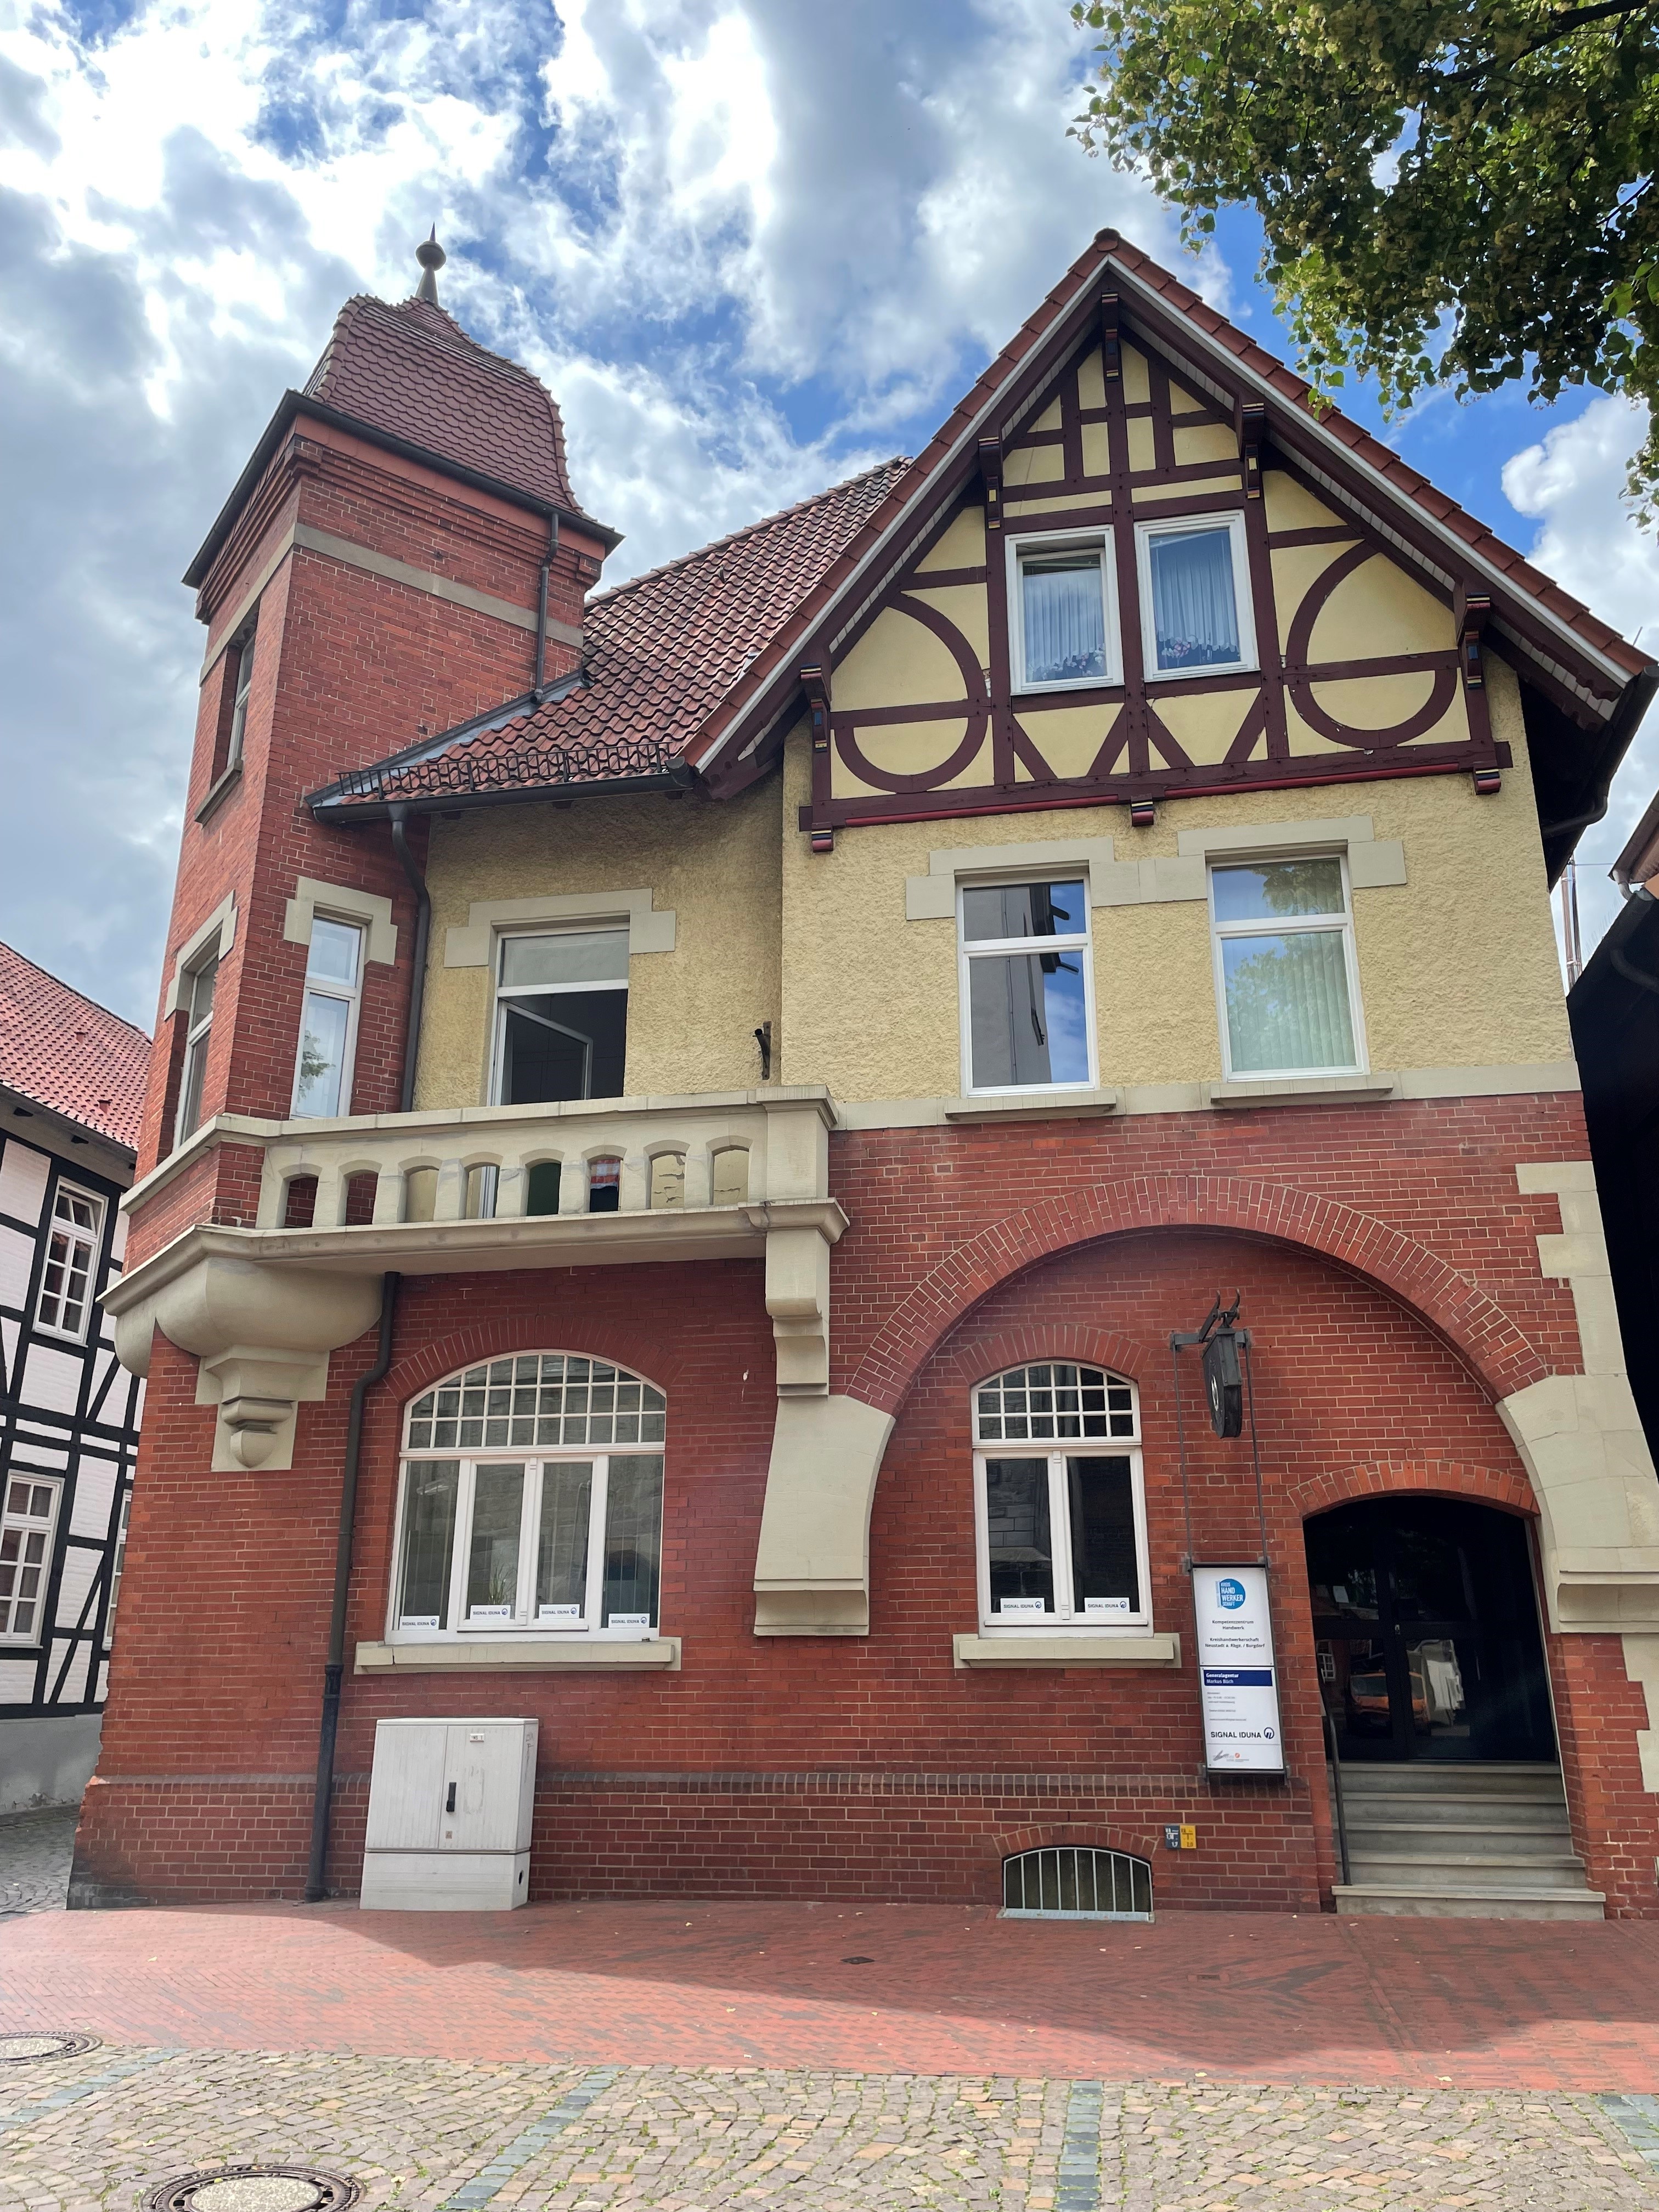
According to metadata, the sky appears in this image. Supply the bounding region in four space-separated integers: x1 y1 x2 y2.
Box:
1 0 1656 1030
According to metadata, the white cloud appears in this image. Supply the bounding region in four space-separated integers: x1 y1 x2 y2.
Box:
1503 397 1659 966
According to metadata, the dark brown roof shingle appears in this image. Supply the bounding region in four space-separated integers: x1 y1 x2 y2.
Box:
305 294 583 518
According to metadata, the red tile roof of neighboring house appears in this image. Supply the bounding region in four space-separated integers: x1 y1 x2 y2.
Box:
317 458 910 806
304 292 584 520
0 942 151 1155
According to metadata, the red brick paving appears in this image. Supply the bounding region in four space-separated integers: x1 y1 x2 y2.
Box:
5 1899 1659 2092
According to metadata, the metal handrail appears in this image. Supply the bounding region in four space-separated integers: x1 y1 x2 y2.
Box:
1322 1705 1352 1888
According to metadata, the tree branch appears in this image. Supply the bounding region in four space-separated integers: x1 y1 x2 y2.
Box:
1442 0 1658 83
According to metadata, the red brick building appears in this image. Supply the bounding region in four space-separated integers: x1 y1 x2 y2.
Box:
79 231 1659 1920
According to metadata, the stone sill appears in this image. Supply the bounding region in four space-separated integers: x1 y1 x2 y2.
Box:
354 1637 681 1673
193 761 243 825
1207 1073 1398 1109
952 1631 1181 1669
943 1087 1121 1125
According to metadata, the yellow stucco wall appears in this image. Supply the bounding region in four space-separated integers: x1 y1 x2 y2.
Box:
414 777 782 1109
780 650 1567 1101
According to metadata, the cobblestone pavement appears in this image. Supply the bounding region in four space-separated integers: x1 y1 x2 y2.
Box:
0 2039 1655 2212
0 1811 72 1921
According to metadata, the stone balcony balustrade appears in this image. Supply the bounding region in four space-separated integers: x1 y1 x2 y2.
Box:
105 1088 845 1480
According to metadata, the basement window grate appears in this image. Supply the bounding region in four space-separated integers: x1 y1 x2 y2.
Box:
1002 1847 1152 1920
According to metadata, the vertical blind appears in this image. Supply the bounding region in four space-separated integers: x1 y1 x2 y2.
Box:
1222 931 1355 1073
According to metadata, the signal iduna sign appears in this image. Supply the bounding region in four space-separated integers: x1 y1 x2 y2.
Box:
1193 1564 1284 1775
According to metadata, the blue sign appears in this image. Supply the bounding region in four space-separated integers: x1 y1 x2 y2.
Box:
1217 1577 1246 1609
1202 1668 1274 1686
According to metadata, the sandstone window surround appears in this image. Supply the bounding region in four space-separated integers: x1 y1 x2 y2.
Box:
904 819 1408 1115
442 888 676 968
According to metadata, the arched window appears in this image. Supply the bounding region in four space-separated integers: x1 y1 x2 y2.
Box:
392 1354 666 1642
972 1362 1149 1633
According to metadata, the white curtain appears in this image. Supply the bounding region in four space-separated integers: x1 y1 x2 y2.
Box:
1023 560 1106 682
1223 930 1355 1073
1149 529 1240 668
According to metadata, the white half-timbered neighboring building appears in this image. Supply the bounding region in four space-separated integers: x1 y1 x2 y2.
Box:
0 942 149 1810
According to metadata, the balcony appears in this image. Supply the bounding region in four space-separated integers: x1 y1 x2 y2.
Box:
108 1088 845 1472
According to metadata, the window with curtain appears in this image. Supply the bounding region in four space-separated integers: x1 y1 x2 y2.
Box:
393 1353 667 1639
1138 518 1250 675
1210 858 1362 1077
1013 538 1115 689
958 878 1092 1092
972 1364 1150 1631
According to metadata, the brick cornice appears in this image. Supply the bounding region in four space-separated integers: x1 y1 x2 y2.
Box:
846 1172 1552 1416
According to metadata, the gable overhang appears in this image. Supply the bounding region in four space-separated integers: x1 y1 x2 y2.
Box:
689 239 1653 873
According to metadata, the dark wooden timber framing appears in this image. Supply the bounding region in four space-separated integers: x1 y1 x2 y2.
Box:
693 241 1641 866
798 324 1504 833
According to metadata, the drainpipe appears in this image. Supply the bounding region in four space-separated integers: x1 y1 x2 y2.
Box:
533 513 560 704
304 1272 399 1901
388 804 430 1115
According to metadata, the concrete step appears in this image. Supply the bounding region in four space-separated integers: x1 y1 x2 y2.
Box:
1336 1763 1564 1800
1345 1819 1573 1857
1332 1883 1606 1922
1346 1852 1591 1892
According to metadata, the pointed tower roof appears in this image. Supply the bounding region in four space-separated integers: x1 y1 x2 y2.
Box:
302 234 578 512
186 236 617 588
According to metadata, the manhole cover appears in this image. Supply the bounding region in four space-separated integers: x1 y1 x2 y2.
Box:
145 2169 360 2212
0 2032 99 2063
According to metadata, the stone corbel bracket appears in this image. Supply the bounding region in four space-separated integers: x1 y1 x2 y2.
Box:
103 1235 382 1471
753 1395 896 1636
1498 1162 1659 1638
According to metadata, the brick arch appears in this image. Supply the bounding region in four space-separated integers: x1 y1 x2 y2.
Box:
1290 1458 1538 1523
847 1172 1549 1417
988 1824 1163 1908
925 1323 1163 1395
382 1319 691 1412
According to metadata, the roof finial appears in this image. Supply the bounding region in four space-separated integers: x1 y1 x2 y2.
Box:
415 227 446 305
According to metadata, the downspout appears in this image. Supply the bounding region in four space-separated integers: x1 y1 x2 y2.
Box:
303 805 430 1900
304 1272 399 1901
388 804 430 1115
533 513 560 705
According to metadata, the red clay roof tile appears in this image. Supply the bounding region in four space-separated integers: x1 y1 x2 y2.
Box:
0 942 150 1153
324 459 910 804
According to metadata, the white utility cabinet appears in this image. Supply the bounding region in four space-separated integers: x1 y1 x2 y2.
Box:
360 1717 538 1910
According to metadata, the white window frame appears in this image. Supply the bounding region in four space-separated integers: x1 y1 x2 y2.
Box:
1005 527 1122 695
173 951 219 1149
290 913 365 1119
105 1489 131 1633
0 1475 61 1645
388 1355 666 1645
34 1181 106 1344
1208 849 1368 1082
389 1451 665 1643
971 1364 1150 1637
1134 510 1257 682
490 924 630 1108
224 620 257 771
957 875 1098 1097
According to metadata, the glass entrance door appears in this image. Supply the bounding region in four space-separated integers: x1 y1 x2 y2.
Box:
1305 1498 1555 1762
